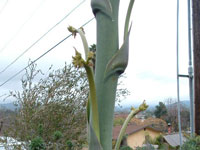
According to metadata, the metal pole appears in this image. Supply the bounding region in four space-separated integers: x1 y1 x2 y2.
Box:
187 0 195 136
176 0 183 148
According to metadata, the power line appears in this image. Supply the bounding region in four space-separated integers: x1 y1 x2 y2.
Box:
0 17 95 87
0 0 46 53
0 0 85 75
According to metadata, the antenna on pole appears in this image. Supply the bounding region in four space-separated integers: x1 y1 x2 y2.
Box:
187 0 195 137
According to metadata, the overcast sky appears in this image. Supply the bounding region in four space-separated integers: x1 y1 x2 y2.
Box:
0 0 191 106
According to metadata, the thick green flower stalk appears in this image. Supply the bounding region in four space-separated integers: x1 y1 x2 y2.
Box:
69 0 136 149
91 0 134 149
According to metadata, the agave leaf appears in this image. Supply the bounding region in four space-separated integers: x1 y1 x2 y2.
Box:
104 24 132 80
124 0 135 40
89 123 103 150
91 0 113 19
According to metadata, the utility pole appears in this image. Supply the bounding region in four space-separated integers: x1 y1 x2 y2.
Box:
192 0 200 135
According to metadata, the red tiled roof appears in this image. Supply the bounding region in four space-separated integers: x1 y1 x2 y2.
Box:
115 113 129 118
113 123 161 140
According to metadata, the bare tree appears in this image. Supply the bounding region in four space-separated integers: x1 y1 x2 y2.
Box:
165 98 190 132
3 62 129 149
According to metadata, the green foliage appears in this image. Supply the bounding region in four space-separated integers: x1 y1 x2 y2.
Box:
135 145 155 150
38 124 43 137
144 133 155 146
155 143 170 150
53 131 63 141
154 135 164 146
154 102 167 118
29 137 45 150
140 134 167 150
89 44 96 52
120 145 133 150
135 147 144 150
182 136 200 150
137 134 175 150
66 140 73 150
153 135 171 150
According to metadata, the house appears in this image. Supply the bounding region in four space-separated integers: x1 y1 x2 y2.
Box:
113 123 162 149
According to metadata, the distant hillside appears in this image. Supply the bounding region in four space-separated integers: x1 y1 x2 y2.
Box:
115 100 190 113
1 100 190 112
167 100 190 109
115 104 155 113
0 102 18 111
180 100 190 108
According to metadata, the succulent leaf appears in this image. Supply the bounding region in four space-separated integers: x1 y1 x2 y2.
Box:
89 123 103 150
124 0 135 40
91 0 113 19
104 25 132 80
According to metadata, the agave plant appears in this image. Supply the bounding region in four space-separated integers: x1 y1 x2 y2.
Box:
68 0 148 149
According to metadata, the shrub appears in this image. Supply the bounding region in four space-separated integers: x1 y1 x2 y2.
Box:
66 140 73 149
29 137 45 150
120 145 133 150
53 131 63 141
182 136 200 150
154 135 164 146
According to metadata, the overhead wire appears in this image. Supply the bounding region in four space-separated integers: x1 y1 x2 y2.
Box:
0 17 95 87
0 0 85 75
0 0 46 53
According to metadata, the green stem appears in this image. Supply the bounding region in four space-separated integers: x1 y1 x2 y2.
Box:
84 65 100 142
114 108 140 150
115 101 148 150
77 29 89 60
69 25 100 143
